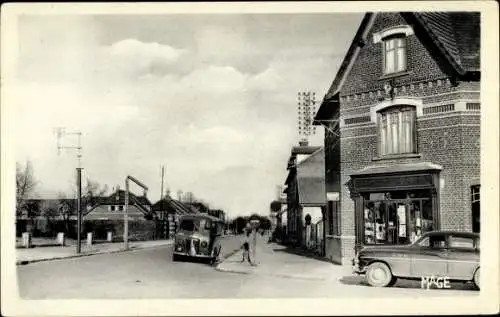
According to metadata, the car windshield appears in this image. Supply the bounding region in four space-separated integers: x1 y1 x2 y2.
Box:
179 220 195 231
179 218 212 233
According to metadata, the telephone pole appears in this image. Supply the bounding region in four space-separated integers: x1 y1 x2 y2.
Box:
54 127 83 254
160 165 165 201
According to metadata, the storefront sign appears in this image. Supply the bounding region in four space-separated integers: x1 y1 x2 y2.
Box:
354 174 433 192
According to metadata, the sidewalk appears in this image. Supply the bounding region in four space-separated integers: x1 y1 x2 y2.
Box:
215 235 352 281
16 239 173 265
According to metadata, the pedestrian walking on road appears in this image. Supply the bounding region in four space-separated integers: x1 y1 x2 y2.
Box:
241 230 252 264
249 227 257 266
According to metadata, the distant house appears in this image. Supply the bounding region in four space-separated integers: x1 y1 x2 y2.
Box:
16 197 77 237
283 144 325 248
208 209 225 222
84 189 154 221
152 196 199 238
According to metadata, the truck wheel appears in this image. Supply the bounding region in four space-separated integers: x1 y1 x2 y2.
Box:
473 267 480 290
173 254 180 262
366 262 394 287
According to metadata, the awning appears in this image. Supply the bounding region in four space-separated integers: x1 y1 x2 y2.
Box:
351 162 442 176
297 148 326 206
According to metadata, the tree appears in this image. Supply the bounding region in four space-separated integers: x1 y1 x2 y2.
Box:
39 199 60 236
57 192 75 235
16 160 37 216
270 200 282 213
231 216 248 234
82 178 108 211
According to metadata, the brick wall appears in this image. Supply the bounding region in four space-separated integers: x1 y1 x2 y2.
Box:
328 12 480 263
341 12 451 100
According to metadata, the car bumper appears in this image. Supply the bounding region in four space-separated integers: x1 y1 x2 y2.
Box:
173 251 212 258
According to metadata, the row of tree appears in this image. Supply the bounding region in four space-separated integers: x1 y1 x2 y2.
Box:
16 161 110 233
226 214 272 233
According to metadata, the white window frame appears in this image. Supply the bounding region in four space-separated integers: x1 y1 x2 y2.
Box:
373 25 414 75
383 36 407 74
377 106 417 156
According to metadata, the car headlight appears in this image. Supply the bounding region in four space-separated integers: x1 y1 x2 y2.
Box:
201 241 208 248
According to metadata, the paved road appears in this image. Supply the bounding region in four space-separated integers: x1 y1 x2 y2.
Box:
17 236 478 299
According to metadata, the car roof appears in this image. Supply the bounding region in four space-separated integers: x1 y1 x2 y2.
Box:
179 214 222 222
425 230 479 238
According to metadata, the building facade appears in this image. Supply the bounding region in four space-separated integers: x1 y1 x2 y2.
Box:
315 12 480 264
284 145 325 249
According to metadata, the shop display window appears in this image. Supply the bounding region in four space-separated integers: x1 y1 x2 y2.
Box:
363 189 434 245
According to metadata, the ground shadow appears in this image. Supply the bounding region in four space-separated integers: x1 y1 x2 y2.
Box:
338 275 478 291
271 244 334 264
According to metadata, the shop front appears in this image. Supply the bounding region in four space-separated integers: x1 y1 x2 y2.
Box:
349 163 442 252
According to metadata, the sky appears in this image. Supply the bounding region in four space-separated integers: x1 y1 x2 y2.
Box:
13 13 363 218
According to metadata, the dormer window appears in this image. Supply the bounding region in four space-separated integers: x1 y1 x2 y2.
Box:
373 25 414 76
384 36 406 74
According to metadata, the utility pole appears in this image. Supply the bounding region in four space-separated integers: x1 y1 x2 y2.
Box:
54 127 83 254
124 175 148 250
160 165 165 202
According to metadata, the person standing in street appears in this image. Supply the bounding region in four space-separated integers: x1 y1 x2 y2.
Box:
241 229 251 264
249 226 257 266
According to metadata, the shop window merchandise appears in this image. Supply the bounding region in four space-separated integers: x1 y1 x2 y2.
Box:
362 189 433 245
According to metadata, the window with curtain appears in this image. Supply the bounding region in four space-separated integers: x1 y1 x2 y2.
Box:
378 106 417 156
384 36 407 74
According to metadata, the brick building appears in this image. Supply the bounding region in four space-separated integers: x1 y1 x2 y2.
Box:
314 12 480 264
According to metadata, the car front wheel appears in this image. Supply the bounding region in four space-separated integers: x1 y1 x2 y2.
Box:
366 262 394 287
473 267 480 290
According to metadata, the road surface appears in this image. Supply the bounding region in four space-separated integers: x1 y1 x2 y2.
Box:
17 237 478 299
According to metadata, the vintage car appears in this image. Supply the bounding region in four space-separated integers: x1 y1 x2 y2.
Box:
172 214 224 264
352 231 480 289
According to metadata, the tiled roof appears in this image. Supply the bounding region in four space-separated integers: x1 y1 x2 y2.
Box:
100 190 152 206
318 11 480 115
85 190 152 216
410 12 480 74
152 197 198 215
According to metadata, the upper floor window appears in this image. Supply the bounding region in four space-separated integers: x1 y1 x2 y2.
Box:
378 106 416 156
384 36 407 74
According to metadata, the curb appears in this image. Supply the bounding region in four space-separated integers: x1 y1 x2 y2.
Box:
16 242 173 266
215 264 342 281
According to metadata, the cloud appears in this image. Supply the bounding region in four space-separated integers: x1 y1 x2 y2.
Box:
246 67 283 91
103 39 186 79
179 65 248 93
11 14 363 216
